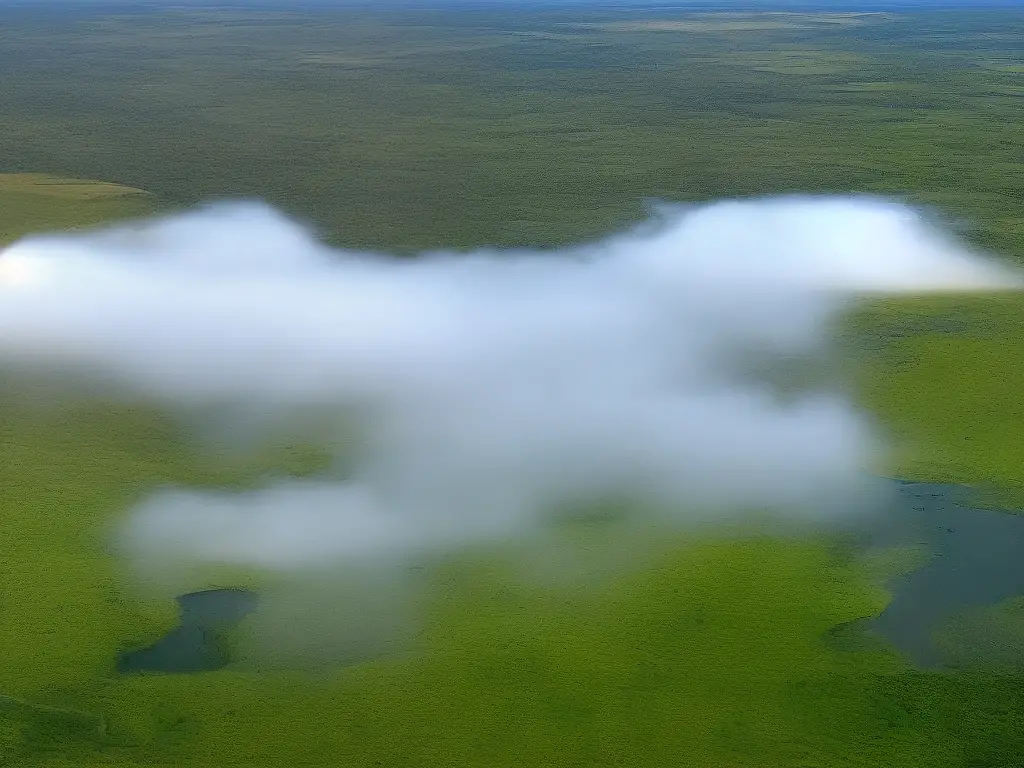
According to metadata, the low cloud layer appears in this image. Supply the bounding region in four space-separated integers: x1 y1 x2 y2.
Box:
0 195 1015 577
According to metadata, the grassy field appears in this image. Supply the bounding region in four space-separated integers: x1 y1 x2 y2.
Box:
0 398 998 767
2 398 1024 767
0 174 155 246
3 3 1024 767
851 294 1024 506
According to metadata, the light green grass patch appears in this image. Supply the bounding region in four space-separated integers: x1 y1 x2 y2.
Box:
0 173 155 246
0 400 186 699
849 292 1024 506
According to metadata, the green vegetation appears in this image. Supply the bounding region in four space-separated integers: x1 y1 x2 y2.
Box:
937 597 1024 672
0 401 997 768
850 294 1024 505
0 6 1022 255
2 4 1024 767
0 174 154 246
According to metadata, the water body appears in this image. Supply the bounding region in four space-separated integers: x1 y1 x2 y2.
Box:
117 588 259 674
841 480 1024 668
114 481 1024 674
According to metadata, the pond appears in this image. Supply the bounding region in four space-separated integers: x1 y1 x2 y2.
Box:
844 479 1024 668
117 588 259 674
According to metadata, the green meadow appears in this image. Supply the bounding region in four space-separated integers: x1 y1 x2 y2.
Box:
3 5 1024 767
0 174 154 246
852 294 1024 507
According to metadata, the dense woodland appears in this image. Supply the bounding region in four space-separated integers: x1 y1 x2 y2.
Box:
0 6 1022 254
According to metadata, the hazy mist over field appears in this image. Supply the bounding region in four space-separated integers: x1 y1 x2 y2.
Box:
0 196 1014 598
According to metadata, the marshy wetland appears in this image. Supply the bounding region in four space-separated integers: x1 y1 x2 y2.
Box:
117 589 260 675
107 480 1024 679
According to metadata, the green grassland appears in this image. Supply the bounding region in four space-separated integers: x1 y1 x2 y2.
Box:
0 399 999 767
851 294 1024 506
3 4 1024 767
3 398 1024 767
0 174 155 246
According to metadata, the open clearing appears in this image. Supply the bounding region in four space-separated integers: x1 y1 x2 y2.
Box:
0 173 154 246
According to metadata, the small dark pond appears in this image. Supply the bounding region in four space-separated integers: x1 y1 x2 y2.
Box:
837 479 1024 668
117 588 259 674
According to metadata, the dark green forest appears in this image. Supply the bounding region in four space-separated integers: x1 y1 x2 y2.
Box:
1 6 1022 253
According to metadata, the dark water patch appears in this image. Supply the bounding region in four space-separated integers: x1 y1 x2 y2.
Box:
834 480 1024 669
117 588 259 674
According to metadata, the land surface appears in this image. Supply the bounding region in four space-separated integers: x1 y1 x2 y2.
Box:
0 173 154 246
2 4 1024 767
1 5 1023 255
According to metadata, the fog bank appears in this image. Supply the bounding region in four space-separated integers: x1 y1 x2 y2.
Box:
0 195 1014 579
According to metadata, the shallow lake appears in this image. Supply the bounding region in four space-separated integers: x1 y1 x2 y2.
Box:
117 588 259 674
845 479 1024 668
